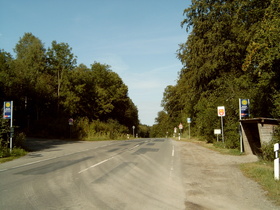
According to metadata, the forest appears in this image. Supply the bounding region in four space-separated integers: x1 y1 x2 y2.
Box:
1 0 279 153
0 32 151 144
151 0 280 148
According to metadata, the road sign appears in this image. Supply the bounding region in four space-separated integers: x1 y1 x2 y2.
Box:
217 106 225 117
179 123 183 130
239 99 250 119
214 129 221 135
3 101 12 119
187 118 191 123
68 118 74 125
3 101 13 151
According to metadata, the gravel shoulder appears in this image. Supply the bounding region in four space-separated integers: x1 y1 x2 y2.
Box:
176 140 280 210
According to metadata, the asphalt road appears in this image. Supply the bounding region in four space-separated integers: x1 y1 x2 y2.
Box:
0 138 185 209
1 138 279 210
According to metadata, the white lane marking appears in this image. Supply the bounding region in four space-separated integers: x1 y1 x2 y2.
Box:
170 145 175 177
78 156 115 174
129 144 140 150
78 143 141 174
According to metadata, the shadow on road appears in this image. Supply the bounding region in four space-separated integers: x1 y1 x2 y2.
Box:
24 138 80 152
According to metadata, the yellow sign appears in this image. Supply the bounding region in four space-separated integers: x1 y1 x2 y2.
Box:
5 102 11 108
241 99 248 105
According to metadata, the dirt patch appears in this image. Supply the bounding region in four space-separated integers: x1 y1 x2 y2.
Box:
176 141 279 210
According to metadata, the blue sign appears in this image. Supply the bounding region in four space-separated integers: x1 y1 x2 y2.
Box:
240 99 249 118
3 101 12 119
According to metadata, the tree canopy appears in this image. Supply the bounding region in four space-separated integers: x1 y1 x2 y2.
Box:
0 33 140 138
152 0 280 146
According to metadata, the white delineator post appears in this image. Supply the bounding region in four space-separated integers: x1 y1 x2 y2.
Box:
274 143 279 181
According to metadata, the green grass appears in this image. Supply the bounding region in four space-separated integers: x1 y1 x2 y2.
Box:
0 147 27 163
240 161 280 205
177 137 243 156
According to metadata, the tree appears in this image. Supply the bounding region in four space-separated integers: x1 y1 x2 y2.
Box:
157 0 276 146
0 50 13 101
0 33 140 138
47 41 77 114
12 33 49 126
242 0 280 117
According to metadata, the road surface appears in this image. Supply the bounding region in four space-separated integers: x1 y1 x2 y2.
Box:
0 138 279 209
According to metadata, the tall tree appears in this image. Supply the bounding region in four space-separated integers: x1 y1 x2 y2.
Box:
242 0 280 117
0 50 13 101
159 0 275 146
12 33 49 125
47 41 77 113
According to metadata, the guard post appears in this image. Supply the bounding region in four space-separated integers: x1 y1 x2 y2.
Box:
274 143 279 180
187 118 191 139
68 118 74 139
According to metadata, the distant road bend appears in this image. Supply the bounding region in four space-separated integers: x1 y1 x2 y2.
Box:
0 138 278 209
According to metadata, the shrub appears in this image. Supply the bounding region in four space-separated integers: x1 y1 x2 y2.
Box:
261 134 280 161
14 132 26 148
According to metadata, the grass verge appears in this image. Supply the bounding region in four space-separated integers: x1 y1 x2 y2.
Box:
0 148 28 164
177 137 242 156
240 161 280 205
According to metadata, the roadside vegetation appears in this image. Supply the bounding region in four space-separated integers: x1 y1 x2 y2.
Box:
0 117 27 162
0 32 143 142
240 161 280 205
0 31 154 153
151 0 280 148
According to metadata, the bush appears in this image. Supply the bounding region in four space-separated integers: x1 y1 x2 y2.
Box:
14 132 26 148
261 137 280 161
11 147 27 157
74 118 129 140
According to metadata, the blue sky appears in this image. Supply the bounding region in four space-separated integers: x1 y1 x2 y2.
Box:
0 0 190 126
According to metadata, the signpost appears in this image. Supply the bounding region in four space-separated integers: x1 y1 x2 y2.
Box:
187 118 191 139
132 126 135 138
173 127 177 137
3 101 13 151
217 106 225 143
178 123 183 140
214 129 221 142
239 99 250 153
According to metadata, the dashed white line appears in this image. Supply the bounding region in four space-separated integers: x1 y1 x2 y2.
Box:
170 145 175 177
78 156 115 174
129 144 140 150
78 143 141 174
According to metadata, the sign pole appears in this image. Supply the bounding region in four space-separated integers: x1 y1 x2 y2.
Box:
217 106 225 144
221 116 224 143
188 123 190 139
3 101 13 151
10 101 13 151
239 99 243 153
178 123 183 140
132 126 135 138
